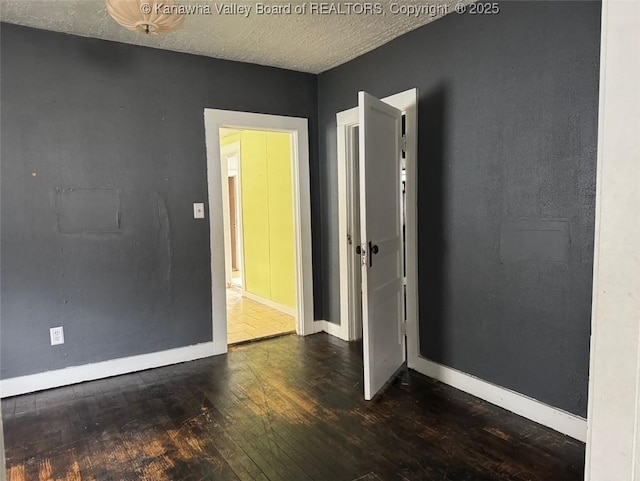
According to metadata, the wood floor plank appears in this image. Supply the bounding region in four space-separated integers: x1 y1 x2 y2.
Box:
2 334 585 481
224 376 346 480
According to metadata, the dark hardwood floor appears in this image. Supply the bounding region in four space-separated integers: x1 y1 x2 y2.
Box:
2 333 585 481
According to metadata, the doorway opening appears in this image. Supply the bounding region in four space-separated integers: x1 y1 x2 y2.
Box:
219 128 298 344
340 122 408 344
221 139 243 289
204 109 314 356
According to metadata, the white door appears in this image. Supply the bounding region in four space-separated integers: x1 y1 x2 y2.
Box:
358 91 405 400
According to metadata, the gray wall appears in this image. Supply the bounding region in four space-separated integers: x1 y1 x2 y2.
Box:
317 1 601 417
0 23 319 379
2 2 601 417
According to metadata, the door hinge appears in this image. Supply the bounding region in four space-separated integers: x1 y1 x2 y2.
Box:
402 321 407 335
401 134 407 154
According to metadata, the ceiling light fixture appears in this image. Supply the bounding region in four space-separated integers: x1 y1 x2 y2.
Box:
105 0 185 35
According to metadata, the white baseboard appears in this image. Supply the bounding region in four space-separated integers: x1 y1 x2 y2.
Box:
0 341 219 398
409 356 587 442
314 320 349 341
243 291 296 317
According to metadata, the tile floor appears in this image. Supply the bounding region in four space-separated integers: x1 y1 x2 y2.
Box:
227 287 296 344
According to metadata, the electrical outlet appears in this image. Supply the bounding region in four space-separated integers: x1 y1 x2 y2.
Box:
50 326 64 346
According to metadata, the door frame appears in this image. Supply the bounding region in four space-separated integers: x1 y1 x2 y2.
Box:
585 0 640 478
204 109 314 354
337 88 419 366
342 122 363 342
220 141 244 289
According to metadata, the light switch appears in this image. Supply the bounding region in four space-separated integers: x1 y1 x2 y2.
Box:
193 203 205 219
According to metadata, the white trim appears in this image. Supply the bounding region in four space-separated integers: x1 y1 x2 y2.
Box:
242 290 296 317
337 108 359 342
220 141 242 288
313 320 349 341
204 110 314 350
337 88 418 351
412 356 588 442
235 165 246 291
346 123 363 343
585 1 640 479
0 342 217 398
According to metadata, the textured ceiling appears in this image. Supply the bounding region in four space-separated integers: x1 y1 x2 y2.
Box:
0 0 464 73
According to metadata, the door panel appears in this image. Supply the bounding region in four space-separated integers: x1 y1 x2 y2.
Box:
358 91 404 401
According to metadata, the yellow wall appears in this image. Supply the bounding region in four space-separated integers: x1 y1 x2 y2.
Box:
221 130 296 309
265 132 296 308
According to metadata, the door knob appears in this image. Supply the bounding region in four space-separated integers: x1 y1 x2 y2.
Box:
368 241 379 267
